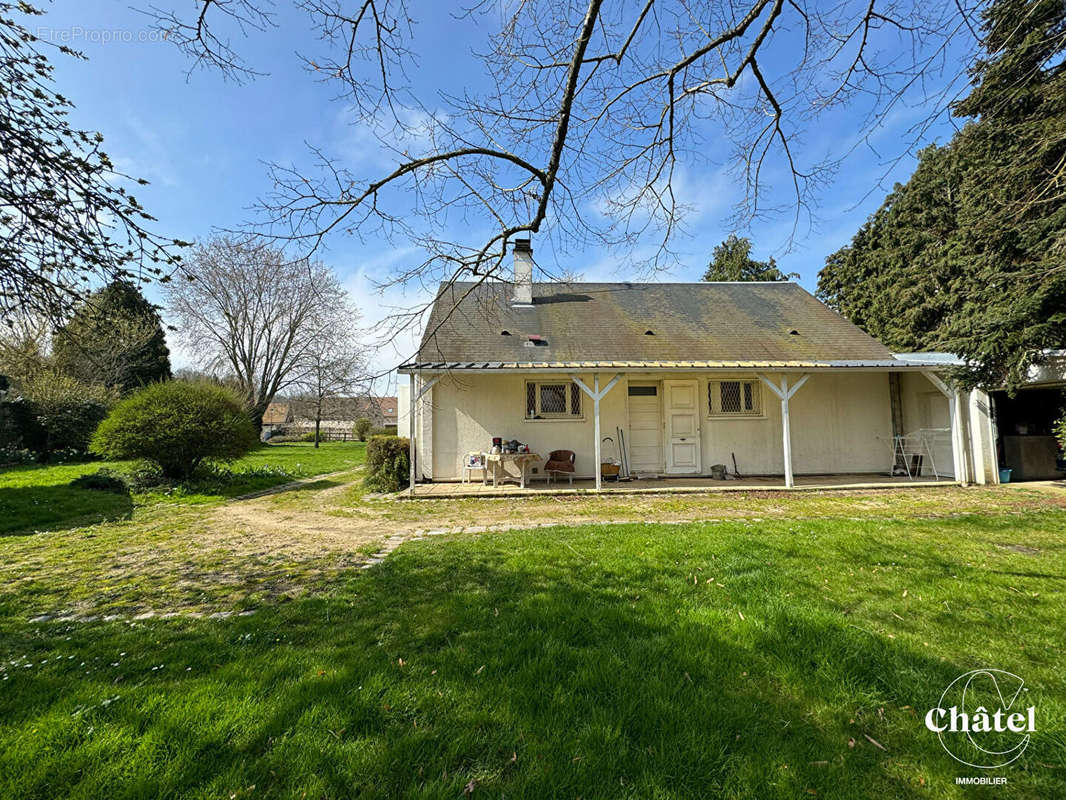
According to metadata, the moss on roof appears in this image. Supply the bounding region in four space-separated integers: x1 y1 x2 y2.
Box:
413 282 895 365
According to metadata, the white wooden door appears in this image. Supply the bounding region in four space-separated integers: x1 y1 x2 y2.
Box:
627 383 662 473
664 380 701 474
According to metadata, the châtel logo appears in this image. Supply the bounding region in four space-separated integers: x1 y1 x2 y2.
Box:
925 669 1035 769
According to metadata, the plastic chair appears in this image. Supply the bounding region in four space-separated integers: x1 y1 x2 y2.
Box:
462 451 488 484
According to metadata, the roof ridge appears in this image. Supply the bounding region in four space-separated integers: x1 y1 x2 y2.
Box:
446 280 801 286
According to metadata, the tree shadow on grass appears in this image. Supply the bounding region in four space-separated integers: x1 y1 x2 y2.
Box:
0 484 132 535
2 541 1062 799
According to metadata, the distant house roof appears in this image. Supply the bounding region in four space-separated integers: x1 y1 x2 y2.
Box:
262 402 291 424
289 396 399 423
402 281 911 371
374 396 399 422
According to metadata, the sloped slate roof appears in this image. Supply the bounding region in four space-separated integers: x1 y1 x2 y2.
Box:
406 281 896 367
262 402 291 424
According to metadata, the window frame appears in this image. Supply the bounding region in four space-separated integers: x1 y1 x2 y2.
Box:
525 380 584 421
707 378 764 418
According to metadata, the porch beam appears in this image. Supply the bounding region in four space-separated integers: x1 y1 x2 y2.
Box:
757 373 809 488
570 373 621 490
570 373 621 401
407 374 441 497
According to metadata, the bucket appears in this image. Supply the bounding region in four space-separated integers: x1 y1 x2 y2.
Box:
999 468 1012 484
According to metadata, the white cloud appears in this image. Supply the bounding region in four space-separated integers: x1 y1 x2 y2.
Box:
338 246 438 394
115 111 180 188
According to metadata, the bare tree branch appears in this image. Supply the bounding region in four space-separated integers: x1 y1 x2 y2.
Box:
149 0 988 360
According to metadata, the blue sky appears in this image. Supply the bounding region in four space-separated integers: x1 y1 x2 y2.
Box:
32 1 970 386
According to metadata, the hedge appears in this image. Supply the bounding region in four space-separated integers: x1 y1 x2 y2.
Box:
363 435 410 493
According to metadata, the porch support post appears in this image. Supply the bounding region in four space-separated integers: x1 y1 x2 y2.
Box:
408 374 417 497
758 373 809 488
594 375 601 490
922 370 967 484
570 373 622 491
407 373 441 497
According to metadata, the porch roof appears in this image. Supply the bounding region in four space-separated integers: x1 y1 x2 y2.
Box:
398 358 949 373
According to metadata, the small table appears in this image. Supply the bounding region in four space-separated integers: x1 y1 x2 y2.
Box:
486 452 541 488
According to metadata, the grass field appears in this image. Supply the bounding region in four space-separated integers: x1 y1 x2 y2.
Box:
2 448 1065 798
0 441 367 533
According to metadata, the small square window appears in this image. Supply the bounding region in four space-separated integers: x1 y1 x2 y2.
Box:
525 381 583 419
708 380 761 416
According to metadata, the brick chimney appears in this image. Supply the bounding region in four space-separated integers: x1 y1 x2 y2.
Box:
511 237 533 307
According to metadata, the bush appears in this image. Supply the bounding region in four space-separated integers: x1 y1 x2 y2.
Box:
124 461 167 492
363 435 410 493
353 417 373 441
5 369 115 459
370 426 395 437
70 468 129 494
90 381 259 480
0 446 36 465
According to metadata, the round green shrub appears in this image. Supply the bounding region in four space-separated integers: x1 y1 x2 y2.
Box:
90 381 258 480
353 417 373 441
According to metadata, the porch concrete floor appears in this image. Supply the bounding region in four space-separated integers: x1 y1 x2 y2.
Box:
407 473 959 498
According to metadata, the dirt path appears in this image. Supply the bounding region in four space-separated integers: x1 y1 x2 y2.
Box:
22 479 1059 623
209 477 1066 564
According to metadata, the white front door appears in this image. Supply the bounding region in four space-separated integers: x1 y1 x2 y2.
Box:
664 380 701 474
627 383 662 473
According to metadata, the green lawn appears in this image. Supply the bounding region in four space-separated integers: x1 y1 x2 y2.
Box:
0 441 367 533
2 500 1065 797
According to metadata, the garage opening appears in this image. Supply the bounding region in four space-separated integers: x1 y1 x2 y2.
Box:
993 386 1066 481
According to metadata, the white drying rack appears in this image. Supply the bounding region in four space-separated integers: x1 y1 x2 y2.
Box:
879 428 951 479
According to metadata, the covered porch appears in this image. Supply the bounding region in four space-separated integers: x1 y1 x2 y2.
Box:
400 361 998 495
406 472 958 498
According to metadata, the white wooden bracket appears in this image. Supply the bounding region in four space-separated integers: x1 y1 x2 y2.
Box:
570 373 621 490
757 373 809 488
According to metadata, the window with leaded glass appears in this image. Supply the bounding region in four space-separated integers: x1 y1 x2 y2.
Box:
524 381 583 419
707 379 762 416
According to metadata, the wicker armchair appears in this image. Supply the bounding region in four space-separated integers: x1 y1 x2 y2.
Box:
544 449 576 486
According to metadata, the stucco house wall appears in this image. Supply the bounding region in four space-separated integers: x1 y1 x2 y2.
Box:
418 370 903 481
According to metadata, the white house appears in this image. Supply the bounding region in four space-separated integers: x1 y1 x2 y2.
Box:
399 239 998 491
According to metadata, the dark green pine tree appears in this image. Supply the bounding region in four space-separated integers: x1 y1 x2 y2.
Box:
818 0 1066 390
52 280 172 393
703 235 798 282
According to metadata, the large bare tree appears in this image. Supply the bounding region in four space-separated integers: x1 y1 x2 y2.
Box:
289 305 370 447
165 236 358 428
150 0 985 342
